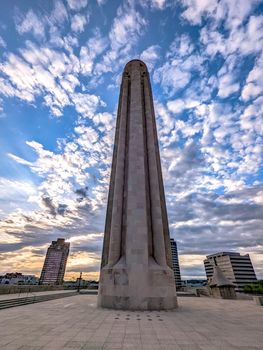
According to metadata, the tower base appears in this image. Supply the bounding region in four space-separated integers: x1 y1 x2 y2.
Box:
98 258 177 310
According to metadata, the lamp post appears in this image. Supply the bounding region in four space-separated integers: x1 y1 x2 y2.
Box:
77 272 82 293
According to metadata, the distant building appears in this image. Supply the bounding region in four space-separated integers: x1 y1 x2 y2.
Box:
63 279 99 290
39 238 70 285
181 279 207 287
170 238 182 289
204 252 257 291
0 273 39 285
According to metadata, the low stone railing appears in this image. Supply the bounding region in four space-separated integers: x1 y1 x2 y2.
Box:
0 284 64 295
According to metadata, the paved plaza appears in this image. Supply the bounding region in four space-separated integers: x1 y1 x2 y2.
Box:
0 295 262 350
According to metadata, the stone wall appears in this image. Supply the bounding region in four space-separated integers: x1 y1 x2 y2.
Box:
0 284 64 295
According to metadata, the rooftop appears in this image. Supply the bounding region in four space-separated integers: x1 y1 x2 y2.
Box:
0 294 262 350
206 252 248 258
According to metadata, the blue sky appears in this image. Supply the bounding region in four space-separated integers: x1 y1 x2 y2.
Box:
0 0 262 280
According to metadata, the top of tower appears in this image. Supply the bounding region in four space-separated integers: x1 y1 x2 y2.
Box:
124 59 148 73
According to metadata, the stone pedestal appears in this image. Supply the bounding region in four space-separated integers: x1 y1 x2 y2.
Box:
98 60 177 310
209 266 236 300
254 296 263 306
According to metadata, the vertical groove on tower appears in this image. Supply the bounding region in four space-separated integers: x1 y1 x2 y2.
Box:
143 73 167 267
147 74 173 269
121 75 131 257
101 78 124 268
141 71 153 258
108 76 130 267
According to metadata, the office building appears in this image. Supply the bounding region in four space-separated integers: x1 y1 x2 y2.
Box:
39 238 70 285
170 239 182 289
181 279 207 287
204 252 257 291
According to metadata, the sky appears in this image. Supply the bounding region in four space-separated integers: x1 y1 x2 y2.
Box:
0 0 263 281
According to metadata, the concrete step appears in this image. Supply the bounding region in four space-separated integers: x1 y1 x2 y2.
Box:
177 292 198 297
0 292 78 310
79 290 98 295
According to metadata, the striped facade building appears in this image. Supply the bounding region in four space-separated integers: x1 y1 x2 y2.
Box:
204 252 257 291
39 238 70 285
170 239 182 289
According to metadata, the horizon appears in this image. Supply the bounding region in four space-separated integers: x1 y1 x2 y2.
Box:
0 0 263 281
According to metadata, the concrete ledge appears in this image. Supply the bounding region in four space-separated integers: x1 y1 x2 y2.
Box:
254 296 263 305
0 284 64 295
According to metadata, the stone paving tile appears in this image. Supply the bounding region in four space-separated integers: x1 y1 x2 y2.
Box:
0 295 263 350
81 344 104 350
64 340 86 348
17 346 43 350
3 345 24 350
142 345 161 350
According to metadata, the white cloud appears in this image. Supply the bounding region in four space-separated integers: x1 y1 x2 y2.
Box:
0 41 100 116
168 34 194 58
71 14 88 33
0 33 108 120
200 15 263 58
217 74 240 98
110 8 146 51
50 0 68 25
80 32 108 76
241 51 263 101
16 9 45 39
93 112 114 132
181 0 261 29
95 4 147 74
154 62 191 95
167 99 185 114
0 178 37 202
241 83 262 101
0 53 38 102
154 34 204 95
223 0 262 31
140 45 160 71
167 99 199 114
3 102 115 250
80 47 93 75
155 102 175 136
0 177 39 219
0 36 6 48
67 0 88 11
240 96 263 135
75 125 99 151
216 55 240 98
71 93 105 118
181 0 217 25
149 0 167 9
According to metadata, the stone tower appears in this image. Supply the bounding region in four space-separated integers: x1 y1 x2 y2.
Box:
98 59 177 310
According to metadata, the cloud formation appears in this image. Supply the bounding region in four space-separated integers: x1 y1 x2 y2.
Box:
0 0 262 280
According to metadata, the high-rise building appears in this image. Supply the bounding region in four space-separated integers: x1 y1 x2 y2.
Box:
170 239 182 289
39 238 70 285
204 252 257 291
98 60 177 310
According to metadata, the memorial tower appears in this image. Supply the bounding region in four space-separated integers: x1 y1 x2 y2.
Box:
98 59 177 310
